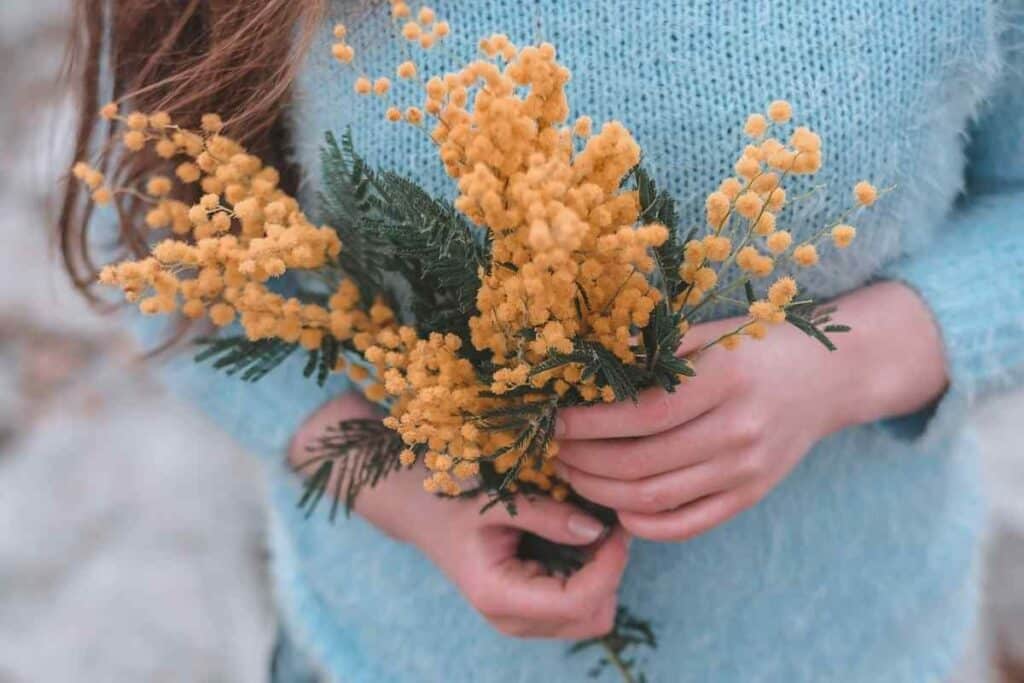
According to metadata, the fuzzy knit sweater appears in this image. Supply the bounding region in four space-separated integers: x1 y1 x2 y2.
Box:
144 1 1024 681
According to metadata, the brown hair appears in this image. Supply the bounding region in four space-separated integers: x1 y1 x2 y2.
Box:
59 0 327 301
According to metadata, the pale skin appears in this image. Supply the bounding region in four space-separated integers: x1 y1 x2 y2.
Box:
289 280 948 639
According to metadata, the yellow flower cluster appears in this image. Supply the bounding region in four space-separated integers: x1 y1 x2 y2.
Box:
663 101 878 349
82 9 883 500
333 2 451 107
77 106 400 355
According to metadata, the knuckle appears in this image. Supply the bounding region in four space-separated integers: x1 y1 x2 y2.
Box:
732 414 765 446
637 480 669 512
643 392 675 433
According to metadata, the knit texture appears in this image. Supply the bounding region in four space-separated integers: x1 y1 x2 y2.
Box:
149 0 1024 680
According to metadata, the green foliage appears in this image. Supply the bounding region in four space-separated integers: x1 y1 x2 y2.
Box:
784 301 850 352
194 336 299 383
194 327 347 388
632 165 691 301
302 334 342 386
570 606 658 683
318 130 489 342
294 419 405 520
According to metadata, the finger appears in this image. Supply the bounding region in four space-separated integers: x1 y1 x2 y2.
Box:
674 317 741 358
490 593 617 640
618 485 761 542
557 525 630 610
556 411 733 480
559 453 746 514
485 494 608 545
555 377 734 440
552 593 619 640
477 527 629 623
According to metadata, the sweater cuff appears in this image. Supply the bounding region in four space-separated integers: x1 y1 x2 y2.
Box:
879 194 1024 445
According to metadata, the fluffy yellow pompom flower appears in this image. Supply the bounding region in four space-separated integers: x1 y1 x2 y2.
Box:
719 177 742 199
100 102 119 120
768 276 798 306
373 77 391 95
405 106 424 124
149 111 171 129
766 230 793 254
123 130 146 151
418 6 435 23
209 303 236 327
832 224 857 248
199 113 222 134
854 181 878 206
790 126 821 153
749 300 784 323
391 1 410 18
735 191 763 219
704 235 732 261
332 43 355 63
146 176 173 197
705 191 731 225
333 23 347 39
767 100 792 123
573 115 593 138
385 106 402 122
401 21 421 40
793 243 820 266
396 61 417 79
154 139 177 159
744 113 768 138
433 20 450 37
176 162 201 184
92 187 113 205
354 77 373 95
126 112 148 130
734 155 760 179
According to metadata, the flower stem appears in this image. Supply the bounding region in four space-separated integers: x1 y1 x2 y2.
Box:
600 637 637 683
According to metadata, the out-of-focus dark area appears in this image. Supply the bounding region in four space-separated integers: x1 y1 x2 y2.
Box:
0 2 1020 681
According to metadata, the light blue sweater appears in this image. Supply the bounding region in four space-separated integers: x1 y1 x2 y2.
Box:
151 1 1024 680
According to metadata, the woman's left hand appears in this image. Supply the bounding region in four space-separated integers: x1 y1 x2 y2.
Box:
553 281 948 542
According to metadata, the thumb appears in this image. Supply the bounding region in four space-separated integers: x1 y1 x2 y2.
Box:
486 495 609 546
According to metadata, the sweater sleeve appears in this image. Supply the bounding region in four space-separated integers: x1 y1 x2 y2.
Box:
881 17 1024 440
126 307 352 462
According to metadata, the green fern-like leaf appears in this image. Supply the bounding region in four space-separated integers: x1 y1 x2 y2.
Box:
194 336 299 382
294 419 405 520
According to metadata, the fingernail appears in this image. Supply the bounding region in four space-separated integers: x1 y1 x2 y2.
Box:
568 514 604 542
554 416 567 438
553 460 570 482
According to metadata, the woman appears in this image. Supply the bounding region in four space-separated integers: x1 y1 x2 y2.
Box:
60 1 1024 680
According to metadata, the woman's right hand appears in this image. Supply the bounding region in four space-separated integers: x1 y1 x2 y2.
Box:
290 393 630 640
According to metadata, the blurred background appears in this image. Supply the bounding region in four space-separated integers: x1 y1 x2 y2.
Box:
0 2 1021 681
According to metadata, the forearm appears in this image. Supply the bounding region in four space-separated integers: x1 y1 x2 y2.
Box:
827 280 948 432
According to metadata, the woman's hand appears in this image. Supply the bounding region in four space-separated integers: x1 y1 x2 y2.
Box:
290 393 630 640
553 281 948 542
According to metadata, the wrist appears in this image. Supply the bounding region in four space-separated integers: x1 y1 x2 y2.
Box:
824 281 949 432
